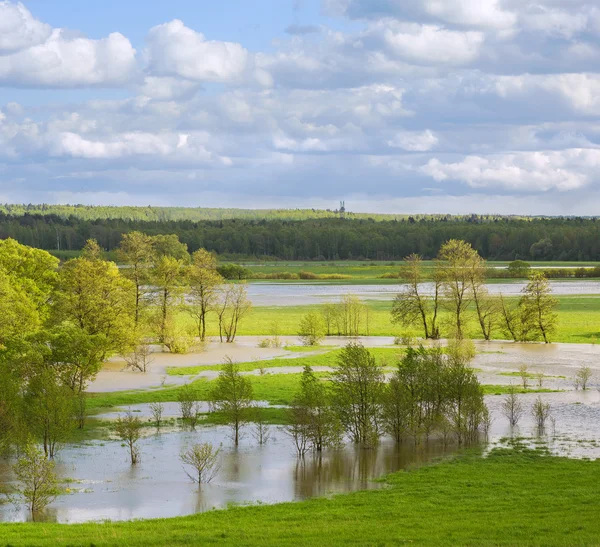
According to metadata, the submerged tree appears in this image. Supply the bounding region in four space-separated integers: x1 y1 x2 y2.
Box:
114 410 143 464
180 443 221 485
210 358 254 445
501 386 524 427
298 311 326 346
13 444 60 515
331 344 385 446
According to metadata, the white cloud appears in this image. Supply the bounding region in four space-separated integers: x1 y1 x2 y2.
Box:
421 149 600 191
388 130 439 151
0 28 136 87
144 19 271 86
382 23 484 65
495 74 600 115
0 1 51 54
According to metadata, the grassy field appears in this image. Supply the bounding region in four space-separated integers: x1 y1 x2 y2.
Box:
2 445 599 546
192 295 600 344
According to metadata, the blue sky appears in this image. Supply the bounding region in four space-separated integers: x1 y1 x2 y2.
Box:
1 0 600 214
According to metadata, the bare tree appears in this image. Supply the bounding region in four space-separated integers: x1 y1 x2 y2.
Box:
501 386 524 427
518 364 530 389
114 410 143 464
123 342 154 373
253 407 272 445
532 396 551 431
180 443 221 484
217 283 252 343
150 402 164 429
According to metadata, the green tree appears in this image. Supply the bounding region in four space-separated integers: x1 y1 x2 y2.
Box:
298 311 326 346
331 343 384 446
117 231 155 325
210 358 254 445
437 240 482 339
13 444 60 515
151 255 187 346
391 254 441 340
289 366 340 452
520 271 558 343
114 411 143 465
187 249 223 341
24 369 75 459
52 251 136 357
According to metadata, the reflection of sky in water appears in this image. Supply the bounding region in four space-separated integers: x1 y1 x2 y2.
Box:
2 388 599 523
246 281 600 306
0 427 454 524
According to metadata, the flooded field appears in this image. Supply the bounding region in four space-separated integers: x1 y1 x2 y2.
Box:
0 428 454 524
246 281 600 306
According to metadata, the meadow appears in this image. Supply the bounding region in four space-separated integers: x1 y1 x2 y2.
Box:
188 295 600 344
2 445 599 546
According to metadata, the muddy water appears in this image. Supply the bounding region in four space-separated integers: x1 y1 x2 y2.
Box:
0 428 453 524
247 281 600 306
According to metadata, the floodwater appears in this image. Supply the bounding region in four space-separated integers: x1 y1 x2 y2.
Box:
0 427 454 524
246 281 600 306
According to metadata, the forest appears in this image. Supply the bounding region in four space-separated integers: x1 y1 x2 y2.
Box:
0 207 599 261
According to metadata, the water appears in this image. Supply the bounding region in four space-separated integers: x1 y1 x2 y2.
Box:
0 427 453 524
246 281 600 306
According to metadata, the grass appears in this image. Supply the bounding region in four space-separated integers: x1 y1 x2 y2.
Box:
166 347 403 376
2 445 600 546
190 295 600 344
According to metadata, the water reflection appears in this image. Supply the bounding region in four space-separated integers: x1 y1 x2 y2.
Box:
0 428 455 524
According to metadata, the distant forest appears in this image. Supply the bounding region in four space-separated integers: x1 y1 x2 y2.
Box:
0 206 598 261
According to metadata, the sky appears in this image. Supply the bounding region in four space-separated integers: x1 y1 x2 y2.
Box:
1 0 600 215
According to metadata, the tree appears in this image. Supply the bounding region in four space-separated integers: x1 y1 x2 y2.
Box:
24 369 75 459
391 254 440 340
438 240 483 339
52 249 136 357
507 260 531 278
210 358 254 445
217 283 252 343
466 254 497 340
289 366 340 452
180 443 221 484
114 411 143 464
532 396 551 431
298 311 326 346
187 249 223 341
331 344 384 446
574 365 593 391
151 255 187 346
501 386 524 427
520 271 558 343
0 238 58 317
117 231 155 325
122 342 154 373
13 444 60 515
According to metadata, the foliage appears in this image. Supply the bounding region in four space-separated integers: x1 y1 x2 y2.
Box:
12 444 60 515
210 359 254 445
114 411 143 464
330 343 385 446
297 311 326 346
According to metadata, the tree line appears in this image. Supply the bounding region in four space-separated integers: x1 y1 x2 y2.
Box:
2 211 600 261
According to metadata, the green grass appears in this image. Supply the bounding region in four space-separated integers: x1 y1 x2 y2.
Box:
2 445 600 546
166 347 403 376
191 295 600 344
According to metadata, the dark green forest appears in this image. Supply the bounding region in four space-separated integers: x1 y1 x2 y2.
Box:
1 208 599 261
